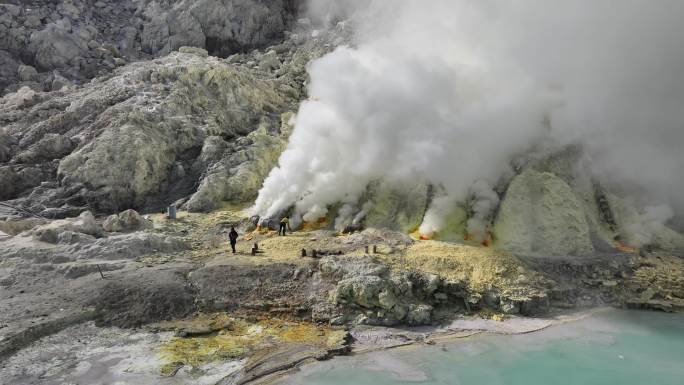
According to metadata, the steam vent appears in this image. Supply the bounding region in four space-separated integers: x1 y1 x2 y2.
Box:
1 1 683 384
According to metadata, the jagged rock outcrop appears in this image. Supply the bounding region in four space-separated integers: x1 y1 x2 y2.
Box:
0 0 305 94
184 126 288 212
0 50 19 91
102 209 151 232
0 21 346 218
30 210 101 243
138 0 302 58
321 255 442 326
51 53 290 212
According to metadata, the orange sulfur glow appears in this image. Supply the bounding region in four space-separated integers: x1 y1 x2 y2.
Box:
419 234 431 240
301 217 329 231
465 233 492 247
615 242 637 253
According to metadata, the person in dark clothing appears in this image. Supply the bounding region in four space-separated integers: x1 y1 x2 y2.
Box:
279 216 290 236
228 226 239 253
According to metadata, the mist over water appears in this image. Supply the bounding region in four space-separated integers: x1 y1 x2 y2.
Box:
252 1 684 234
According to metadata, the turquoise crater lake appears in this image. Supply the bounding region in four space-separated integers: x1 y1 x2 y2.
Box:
281 310 684 385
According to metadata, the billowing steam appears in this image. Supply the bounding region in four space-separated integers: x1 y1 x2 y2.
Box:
465 180 500 243
252 1 684 237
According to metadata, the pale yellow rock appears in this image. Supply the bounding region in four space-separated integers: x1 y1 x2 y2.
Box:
493 169 593 255
365 180 429 233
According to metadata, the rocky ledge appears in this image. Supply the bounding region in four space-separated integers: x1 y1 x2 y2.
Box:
1 205 682 383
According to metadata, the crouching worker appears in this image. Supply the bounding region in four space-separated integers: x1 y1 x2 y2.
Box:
228 226 239 253
279 216 291 236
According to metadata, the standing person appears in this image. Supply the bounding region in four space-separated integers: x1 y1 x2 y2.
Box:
279 216 290 236
228 226 239 253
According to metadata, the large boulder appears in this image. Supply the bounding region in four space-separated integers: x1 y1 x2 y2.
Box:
29 24 89 71
74 232 188 260
29 211 101 243
493 169 594 255
17 65 39 82
102 209 152 232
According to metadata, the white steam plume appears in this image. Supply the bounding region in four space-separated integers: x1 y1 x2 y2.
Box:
253 1 684 234
418 193 456 238
624 205 675 247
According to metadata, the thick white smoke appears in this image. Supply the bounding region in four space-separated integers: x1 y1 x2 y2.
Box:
253 1 684 235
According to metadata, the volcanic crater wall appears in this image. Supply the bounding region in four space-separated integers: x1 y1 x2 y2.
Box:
0 0 305 94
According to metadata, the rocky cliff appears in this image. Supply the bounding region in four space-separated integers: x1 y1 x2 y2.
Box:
0 0 304 94
1 15 345 217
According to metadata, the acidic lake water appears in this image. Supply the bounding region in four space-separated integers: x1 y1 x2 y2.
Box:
282 310 684 385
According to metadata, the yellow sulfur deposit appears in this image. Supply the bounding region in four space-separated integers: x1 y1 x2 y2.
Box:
379 240 548 294
157 314 346 375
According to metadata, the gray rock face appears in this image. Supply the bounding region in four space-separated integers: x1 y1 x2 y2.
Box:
0 0 303 94
14 133 74 163
184 126 288 212
0 50 19 91
143 0 301 58
323 256 443 326
0 129 13 163
0 21 344 217
29 24 89 72
1 54 288 214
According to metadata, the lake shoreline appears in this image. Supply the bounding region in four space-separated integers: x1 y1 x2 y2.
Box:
275 308 684 385
262 307 613 385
